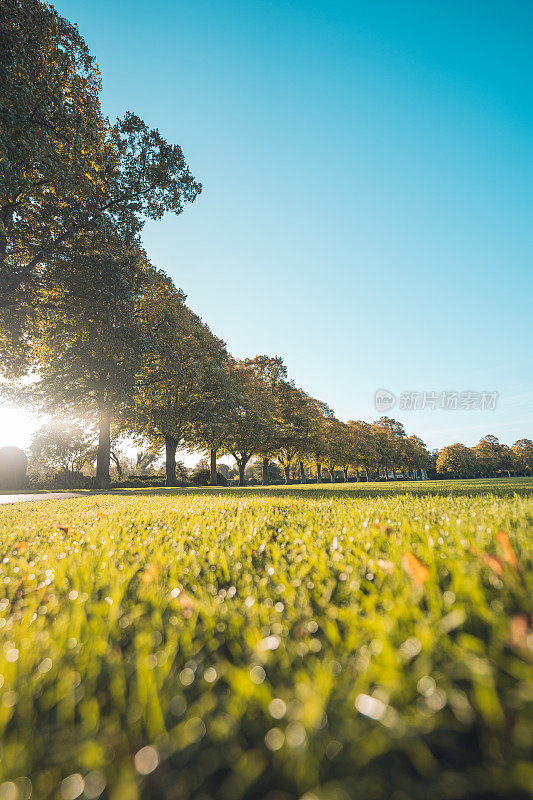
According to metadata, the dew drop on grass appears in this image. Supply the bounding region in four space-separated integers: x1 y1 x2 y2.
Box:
325 740 343 760
60 773 84 800
249 665 265 684
83 770 106 799
179 667 195 686
169 695 187 716
286 722 307 748
417 676 436 696
183 717 206 743
355 694 387 721
268 698 287 719
0 783 17 800
265 727 284 751
204 667 217 683
134 746 159 775
261 635 280 651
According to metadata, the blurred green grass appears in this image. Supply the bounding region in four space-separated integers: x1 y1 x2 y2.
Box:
0 483 532 799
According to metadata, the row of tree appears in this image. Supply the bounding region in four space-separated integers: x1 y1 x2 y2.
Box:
23 350 436 486
27 415 533 487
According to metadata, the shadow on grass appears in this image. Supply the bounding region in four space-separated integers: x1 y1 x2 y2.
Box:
101 477 533 500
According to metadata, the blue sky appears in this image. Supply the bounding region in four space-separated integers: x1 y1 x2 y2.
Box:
4 0 533 452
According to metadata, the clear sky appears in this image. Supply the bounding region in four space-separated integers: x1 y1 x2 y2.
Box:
2 0 532 453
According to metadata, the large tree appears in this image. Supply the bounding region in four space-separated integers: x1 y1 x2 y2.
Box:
436 443 477 478
401 434 432 479
271 383 313 484
513 439 533 475
305 398 334 482
188 364 236 486
322 417 350 482
236 356 287 486
14 242 161 488
475 434 504 478
29 418 93 475
220 358 279 486
371 416 407 479
131 275 229 486
0 0 201 370
347 419 377 481
1 0 102 334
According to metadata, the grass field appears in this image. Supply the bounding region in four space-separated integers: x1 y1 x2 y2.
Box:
0 480 532 799
109 476 533 498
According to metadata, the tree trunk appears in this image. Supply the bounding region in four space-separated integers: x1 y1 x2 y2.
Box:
299 460 305 483
110 451 123 479
383 467 389 481
238 460 246 486
165 436 178 486
392 467 397 479
364 468 369 481
210 448 218 486
262 457 269 486
330 466 335 483
356 468 360 482
343 467 348 482
284 464 291 484
316 462 322 482
95 410 111 489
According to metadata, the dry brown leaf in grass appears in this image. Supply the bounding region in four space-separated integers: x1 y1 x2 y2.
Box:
470 547 504 576
57 525 71 534
377 558 394 574
142 564 158 584
401 552 430 585
15 581 26 600
497 531 521 572
13 542 29 554
509 614 532 652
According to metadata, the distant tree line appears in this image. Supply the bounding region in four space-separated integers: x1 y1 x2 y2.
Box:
436 436 533 479
1 0 531 490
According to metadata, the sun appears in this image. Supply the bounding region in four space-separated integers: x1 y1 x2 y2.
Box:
0 406 40 450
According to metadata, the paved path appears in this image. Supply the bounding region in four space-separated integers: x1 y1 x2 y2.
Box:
0 492 86 505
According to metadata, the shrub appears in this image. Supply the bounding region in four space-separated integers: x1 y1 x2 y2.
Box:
29 469 92 490
0 446 28 489
112 475 169 488
190 468 228 486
